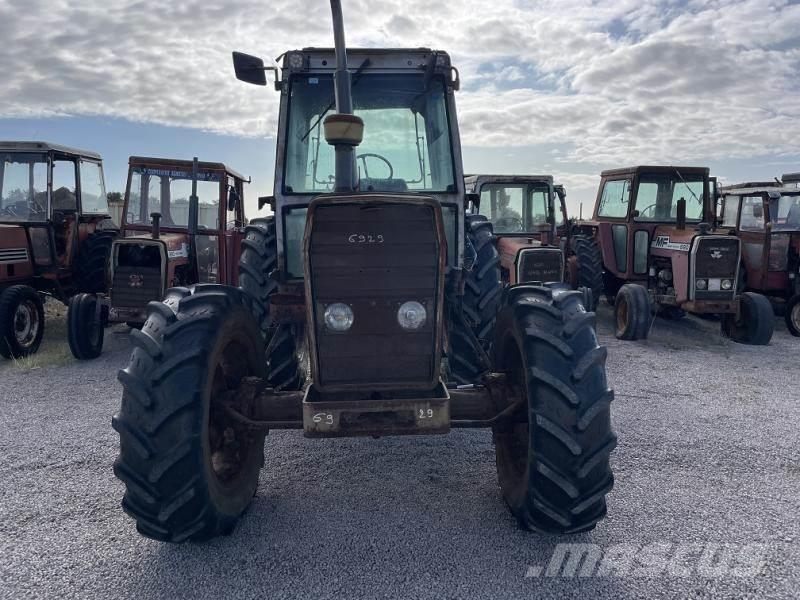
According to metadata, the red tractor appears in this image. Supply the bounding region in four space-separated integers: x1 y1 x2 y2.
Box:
575 165 774 344
112 1 615 543
0 141 117 358
67 156 250 358
464 174 602 306
718 173 800 336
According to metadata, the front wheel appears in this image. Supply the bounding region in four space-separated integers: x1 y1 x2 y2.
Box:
113 285 266 542
0 285 44 359
721 292 775 345
491 284 616 533
786 295 800 337
614 284 651 340
67 293 105 360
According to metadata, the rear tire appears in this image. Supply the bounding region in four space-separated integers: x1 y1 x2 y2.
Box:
571 235 604 310
238 217 304 391
614 284 651 340
76 225 118 294
721 292 775 345
0 285 44 359
786 295 800 337
113 285 266 542
446 216 501 385
67 293 105 360
492 284 615 533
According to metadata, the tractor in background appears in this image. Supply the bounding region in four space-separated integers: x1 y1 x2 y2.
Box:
718 173 800 336
574 165 773 344
67 156 250 358
0 141 117 358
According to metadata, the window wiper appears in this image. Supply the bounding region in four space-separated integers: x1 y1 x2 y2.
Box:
300 58 371 142
674 168 702 205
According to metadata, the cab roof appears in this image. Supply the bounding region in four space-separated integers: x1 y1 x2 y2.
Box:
0 141 102 161
129 156 248 182
600 165 709 178
720 182 800 195
465 174 554 191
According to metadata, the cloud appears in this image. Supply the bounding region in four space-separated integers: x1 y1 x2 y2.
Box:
1 0 798 175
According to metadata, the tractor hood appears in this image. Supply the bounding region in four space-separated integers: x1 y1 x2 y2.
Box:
119 232 190 261
0 223 27 247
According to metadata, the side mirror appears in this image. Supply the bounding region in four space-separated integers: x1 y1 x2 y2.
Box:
233 52 267 86
258 195 275 211
227 186 240 212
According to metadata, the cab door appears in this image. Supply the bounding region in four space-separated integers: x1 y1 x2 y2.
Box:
737 194 768 290
50 155 80 268
222 177 246 286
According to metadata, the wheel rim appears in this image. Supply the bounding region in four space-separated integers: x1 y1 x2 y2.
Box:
616 296 629 333
207 337 258 487
13 300 39 349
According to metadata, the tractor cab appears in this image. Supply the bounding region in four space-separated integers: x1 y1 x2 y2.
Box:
719 176 800 335
0 141 115 288
464 174 566 285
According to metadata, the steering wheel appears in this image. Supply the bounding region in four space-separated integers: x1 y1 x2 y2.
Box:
638 204 657 218
357 153 394 180
494 216 524 232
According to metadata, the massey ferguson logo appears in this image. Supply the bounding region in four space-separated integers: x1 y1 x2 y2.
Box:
128 274 144 288
710 250 723 259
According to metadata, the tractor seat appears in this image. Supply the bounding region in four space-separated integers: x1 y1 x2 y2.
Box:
360 178 409 193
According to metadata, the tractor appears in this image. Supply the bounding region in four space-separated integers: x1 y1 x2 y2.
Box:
0 141 117 358
718 174 800 336
112 0 615 542
464 174 603 308
67 156 250 359
574 165 774 344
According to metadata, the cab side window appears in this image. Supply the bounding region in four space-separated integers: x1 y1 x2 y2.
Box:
739 196 765 231
597 179 631 218
52 160 77 211
722 195 740 228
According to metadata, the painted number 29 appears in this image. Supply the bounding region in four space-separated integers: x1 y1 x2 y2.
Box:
418 408 434 419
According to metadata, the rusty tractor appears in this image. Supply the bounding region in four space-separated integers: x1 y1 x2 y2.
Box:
575 165 773 344
464 175 602 308
718 173 800 336
67 156 250 359
0 141 117 358
112 1 615 542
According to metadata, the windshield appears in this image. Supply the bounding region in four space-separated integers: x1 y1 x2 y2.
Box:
635 173 705 222
771 194 800 231
126 167 222 229
478 183 552 233
0 153 48 222
284 73 456 194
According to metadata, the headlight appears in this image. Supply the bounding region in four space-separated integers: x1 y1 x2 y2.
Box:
721 279 733 290
324 303 354 332
397 301 427 330
696 279 708 290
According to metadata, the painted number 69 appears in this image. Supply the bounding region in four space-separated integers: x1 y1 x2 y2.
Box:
312 413 334 425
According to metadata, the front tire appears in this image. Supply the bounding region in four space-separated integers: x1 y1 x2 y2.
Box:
0 285 44 359
786 294 800 337
721 292 775 345
492 284 615 533
67 293 105 360
113 285 266 542
614 284 651 340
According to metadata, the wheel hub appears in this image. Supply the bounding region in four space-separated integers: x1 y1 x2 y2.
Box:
14 301 39 348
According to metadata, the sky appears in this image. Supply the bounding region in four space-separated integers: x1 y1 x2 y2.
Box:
1 0 799 219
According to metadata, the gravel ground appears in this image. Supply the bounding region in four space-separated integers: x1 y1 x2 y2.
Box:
1 304 799 599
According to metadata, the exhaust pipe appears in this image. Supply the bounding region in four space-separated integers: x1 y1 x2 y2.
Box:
150 212 161 239
676 197 686 230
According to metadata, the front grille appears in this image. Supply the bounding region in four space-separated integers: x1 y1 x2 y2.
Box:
306 197 443 391
692 236 739 300
0 247 29 263
111 266 163 309
517 247 563 283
